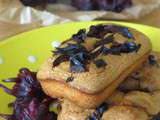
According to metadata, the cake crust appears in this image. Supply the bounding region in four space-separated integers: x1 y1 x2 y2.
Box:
39 51 149 108
37 27 151 94
37 24 151 108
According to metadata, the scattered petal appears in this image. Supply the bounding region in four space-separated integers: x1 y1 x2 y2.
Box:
66 77 74 82
148 55 159 66
0 68 57 120
94 59 107 68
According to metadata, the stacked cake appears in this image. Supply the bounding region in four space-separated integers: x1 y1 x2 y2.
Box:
37 24 160 120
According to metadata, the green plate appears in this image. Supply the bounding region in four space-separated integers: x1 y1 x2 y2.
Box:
0 21 160 118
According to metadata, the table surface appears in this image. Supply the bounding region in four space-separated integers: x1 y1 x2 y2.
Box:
0 8 160 41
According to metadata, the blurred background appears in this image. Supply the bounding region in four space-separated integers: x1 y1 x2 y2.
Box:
0 0 160 41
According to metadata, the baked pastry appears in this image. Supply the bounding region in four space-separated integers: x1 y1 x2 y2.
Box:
107 91 160 115
119 52 160 92
102 91 160 120
57 99 95 120
124 91 160 115
71 0 132 12
102 106 148 120
58 90 160 120
104 90 160 119
37 24 151 108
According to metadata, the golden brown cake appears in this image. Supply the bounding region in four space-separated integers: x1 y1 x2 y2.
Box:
104 91 160 120
57 90 160 120
37 24 151 108
119 52 160 92
102 106 148 120
57 99 94 120
124 91 160 115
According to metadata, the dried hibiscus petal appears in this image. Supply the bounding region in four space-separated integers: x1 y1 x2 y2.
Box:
53 44 87 55
69 52 89 72
110 46 121 55
0 68 57 120
66 77 74 82
70 65 86 73
94 34 114 48
72 29 87 44
86 102 109 120
104 25 134 39
94 59 107 68
86 112 100 120
102 47 110 55
118 27 134 39
151 113 160 120
53 43 89 73
148 55 159 67
90 47 104 59
53 55 70 67
87 25 134 39
96 103 109 117
120 42 141 53
87 25 107 38
110 42 141 55
52 24 140 73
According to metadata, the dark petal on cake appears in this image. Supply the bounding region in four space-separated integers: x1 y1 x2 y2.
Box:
104 25 134 39
130 71 141 80
124 42 136 51
134 44 141 53
120 42 141 53
94 59 107 68
120 27 134 39
148 54 158 66
70 52 88 65
53 55 70 67
86 112 100 120
87 25 106 38
87 103 108 119
53 44 87 55
69 52 89 72
110 42 141 54
72 29 87 44
94 34 114 48
102 47 111 55
70 55 83 66
96 103 109 117
70 65 86 73
52 24 140 73
151 113 160 120
53 43 89 72
90 47 104 59
110 46 121 55
66 77 74 82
